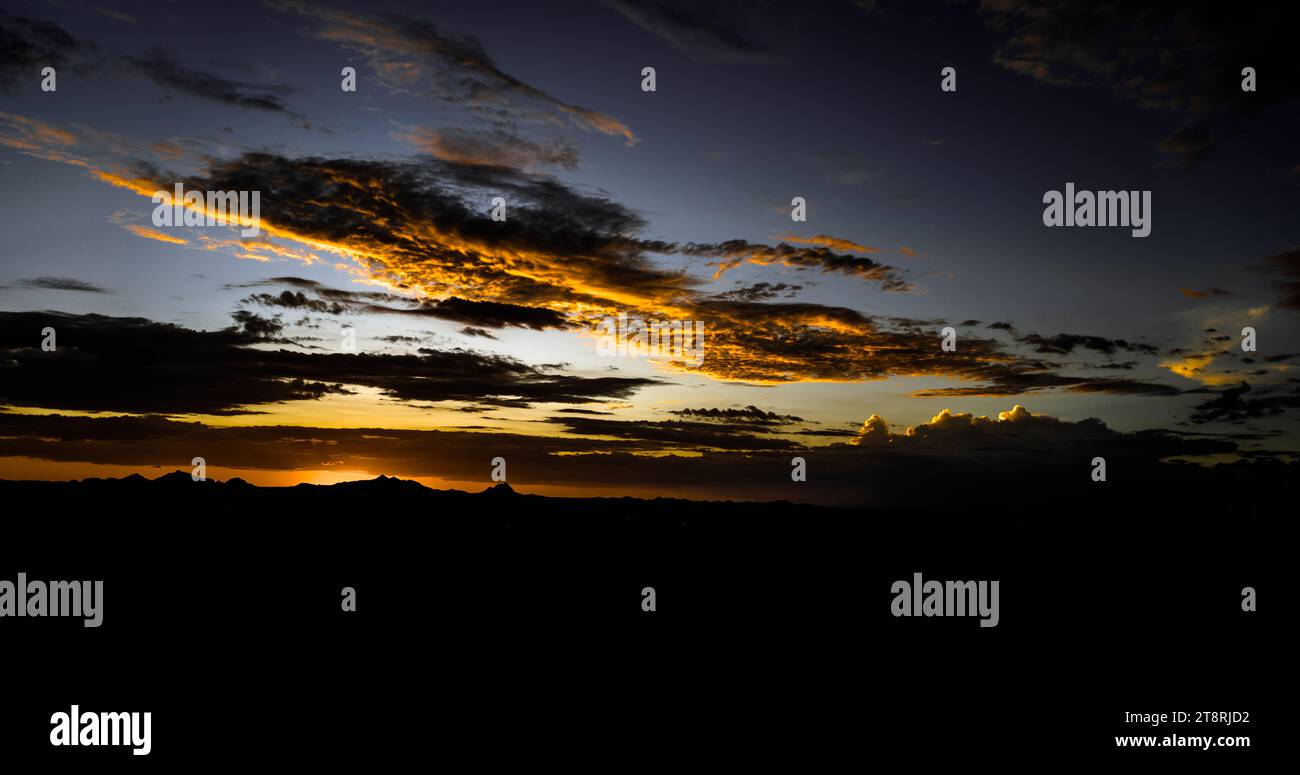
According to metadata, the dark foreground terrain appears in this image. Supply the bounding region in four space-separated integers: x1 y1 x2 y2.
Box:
0 472 1284 767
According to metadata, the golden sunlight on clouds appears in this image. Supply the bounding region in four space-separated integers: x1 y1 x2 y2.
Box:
906 404 1031 435
186 388 539 433
4 112 1146 396
0 111 76 147
0 111 87 166
123 224 189 245
1160 353 1240 386
778 233 878 253
0 455 691 499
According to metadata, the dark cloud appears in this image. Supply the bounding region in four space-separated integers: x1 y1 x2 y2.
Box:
1251 249 1300 311
981 1 1300 167
267 0 637 144
127 48 296 114
668 406 804 424
227 277 396 301
185 153 653 297
1015 332 1159 356
416 297 571 330
911 361 1181 398
0 12 87 91
1156 123 1215 168
546 415 797 450
237 277 571 330
457 326 497 339
682 239 911 291
376 335 425 344
1062 379 1184 397
792 427 860 438
0 311 659 415
711 282 803 302
158 152 930 384
601 0 777 63
8 276 111 293
1190 381 1300 425
244 290 349 316
228 310 287 342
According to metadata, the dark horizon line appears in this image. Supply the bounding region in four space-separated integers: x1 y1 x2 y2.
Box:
0 469 837 508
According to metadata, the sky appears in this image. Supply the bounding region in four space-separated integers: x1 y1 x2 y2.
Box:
0 0 1297 505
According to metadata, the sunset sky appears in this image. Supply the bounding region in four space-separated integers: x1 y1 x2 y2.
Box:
1 0 1297 505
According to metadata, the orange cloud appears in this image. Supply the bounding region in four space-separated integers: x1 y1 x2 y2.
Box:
779 233 878 253
0 111 85 166
1160 353 1239 386
7 120 1174 395
123 225 189 245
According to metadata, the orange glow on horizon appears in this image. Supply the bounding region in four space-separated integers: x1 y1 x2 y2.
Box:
0 456 686 500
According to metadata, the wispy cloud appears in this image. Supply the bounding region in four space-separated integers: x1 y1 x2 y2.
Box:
600 0 778 63
393 126 579 171
6 276 111 293
267 0 638 144
1180 286 1232 299
127 48 299 116
123 224 189 245
980 0 1300 168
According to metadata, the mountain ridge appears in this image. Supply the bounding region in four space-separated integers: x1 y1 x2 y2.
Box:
0 470 822 509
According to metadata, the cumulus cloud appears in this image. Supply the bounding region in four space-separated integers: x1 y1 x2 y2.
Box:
3 404 1283 508
851 403 1233 459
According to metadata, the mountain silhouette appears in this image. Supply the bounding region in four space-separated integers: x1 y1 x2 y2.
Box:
0 471 839 528
154 470 206 486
